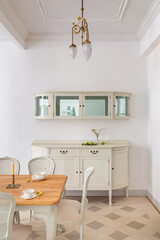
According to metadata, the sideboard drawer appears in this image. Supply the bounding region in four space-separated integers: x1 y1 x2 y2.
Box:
49 148 79 156
81 149 110 157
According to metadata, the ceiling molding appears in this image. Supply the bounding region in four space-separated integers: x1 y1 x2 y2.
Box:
28 32 138 41
36 0 129 22
0 0 28 48
137 0 160 39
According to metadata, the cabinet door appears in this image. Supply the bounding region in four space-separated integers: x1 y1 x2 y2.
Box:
51 157 79 189
35 93 53 119
83 94 112 119
54 94 82 119
113 93 131 119
80 157 109 190
112 147 128 189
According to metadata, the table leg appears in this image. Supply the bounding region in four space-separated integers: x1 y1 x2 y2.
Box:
34 205 57 240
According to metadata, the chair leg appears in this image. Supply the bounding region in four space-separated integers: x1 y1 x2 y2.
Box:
14 211 20 224
80 220 84 240
30 210 32 222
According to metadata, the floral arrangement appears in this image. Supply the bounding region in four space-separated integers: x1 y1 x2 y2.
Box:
91 128 103 144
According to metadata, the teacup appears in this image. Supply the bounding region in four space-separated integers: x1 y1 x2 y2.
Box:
22 189 34 197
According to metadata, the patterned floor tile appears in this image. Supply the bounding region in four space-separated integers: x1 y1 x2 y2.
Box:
88 206 101 212
127 221 145 230
153 232 160 239
109 230 128 240
32 231 40 239
87 220 104 230
18 197 160 240
64 231 80 240
105 213 121 220
121 206 135 212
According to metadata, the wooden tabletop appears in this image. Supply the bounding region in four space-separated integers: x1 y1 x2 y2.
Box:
0 175 67 205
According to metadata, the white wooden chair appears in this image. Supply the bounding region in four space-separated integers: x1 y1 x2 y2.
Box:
0 192 32 240
57 167 95 240
28 157 55 175
28 157 55 221
0 157 20 223
0 157 20 175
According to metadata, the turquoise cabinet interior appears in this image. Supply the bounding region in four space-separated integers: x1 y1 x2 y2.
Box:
84 96 109 117
56 96 80 117
116 96 129 117
35 96 49 117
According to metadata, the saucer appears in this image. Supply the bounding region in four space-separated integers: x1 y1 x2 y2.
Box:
31 175 46 181
21 193 37 199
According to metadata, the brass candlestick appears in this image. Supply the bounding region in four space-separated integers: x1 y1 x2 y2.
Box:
6 174 21 189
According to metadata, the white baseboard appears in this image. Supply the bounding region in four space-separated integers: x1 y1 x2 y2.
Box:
66 189 148 197
66 189 160 212
147 191 160 212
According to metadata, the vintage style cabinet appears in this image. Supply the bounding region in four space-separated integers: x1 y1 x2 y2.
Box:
34 92 131 120
31 140 129 205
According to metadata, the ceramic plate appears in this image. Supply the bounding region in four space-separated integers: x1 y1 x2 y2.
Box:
31 175 46 181
21 194 37 199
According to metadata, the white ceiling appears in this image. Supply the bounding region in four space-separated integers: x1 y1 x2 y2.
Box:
0 0 158 47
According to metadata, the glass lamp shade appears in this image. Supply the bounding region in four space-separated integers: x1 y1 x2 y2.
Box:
69 44 77 59
83 41 92 61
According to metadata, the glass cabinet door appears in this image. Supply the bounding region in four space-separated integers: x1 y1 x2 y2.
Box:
54 94 82 119
35 94 53 119
114 94 130 119
83 94 112 119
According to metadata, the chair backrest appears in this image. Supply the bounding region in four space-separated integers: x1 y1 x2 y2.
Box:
0 157 20 175
80 167 95 217
28 157 55 175
0 192 16 240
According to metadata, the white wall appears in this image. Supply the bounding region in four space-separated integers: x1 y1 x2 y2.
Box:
139 9 160 209
147 44 160 207
0 40 147 191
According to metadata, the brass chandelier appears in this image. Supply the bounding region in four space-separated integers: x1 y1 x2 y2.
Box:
69 0 92 61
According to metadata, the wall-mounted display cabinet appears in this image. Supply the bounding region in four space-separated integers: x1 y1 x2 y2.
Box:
34 92 131 120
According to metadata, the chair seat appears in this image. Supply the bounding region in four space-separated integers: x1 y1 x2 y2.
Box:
57 199 82 224
12 224 32 240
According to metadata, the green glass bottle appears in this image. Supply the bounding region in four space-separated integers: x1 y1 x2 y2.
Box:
71 107 76 116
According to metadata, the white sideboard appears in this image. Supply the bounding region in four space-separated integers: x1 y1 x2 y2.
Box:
31 140 129 205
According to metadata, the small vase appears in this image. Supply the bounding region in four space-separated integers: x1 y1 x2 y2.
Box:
96 136 99 145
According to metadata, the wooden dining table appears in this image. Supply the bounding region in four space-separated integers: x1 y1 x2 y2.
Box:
0 174 67 240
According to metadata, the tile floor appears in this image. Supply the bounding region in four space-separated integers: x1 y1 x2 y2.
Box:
20 196 160 240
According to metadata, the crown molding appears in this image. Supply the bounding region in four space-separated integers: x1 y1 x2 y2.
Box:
36 0 129 22
0 0 29 48
137 0 160 39
28 32 138 41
